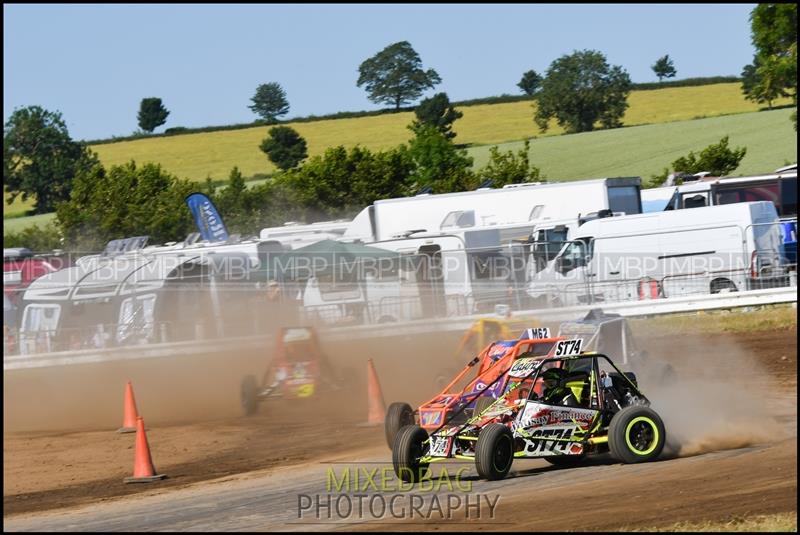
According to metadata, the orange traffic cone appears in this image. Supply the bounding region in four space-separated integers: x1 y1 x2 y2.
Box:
117 381 140 433
123 417 166 483
365 358 387 426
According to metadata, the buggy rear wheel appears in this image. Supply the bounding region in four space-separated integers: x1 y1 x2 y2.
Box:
392 425 430 483
241 375 259 416
385 402 415 448
475 423 515 481
608 405 666 463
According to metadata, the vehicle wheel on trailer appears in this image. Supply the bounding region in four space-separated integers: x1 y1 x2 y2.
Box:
241 375 259 416
544 453 587 468
473 395 495 417
475 423 515 481
385 402 415 449
710 278 737 294
608 405 666 464
392 425 430 483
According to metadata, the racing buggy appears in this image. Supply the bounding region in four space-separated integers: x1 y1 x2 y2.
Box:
392 338 667 482
240 326 342 415
384 326 565 448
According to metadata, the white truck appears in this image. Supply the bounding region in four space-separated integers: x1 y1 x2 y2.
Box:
527 201 785 307
341 177 642 243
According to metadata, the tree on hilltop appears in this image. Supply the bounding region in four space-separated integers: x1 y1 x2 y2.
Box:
651 55 677 82
249 82 290 123
535 49 632 133
357 41 442 110
137 97 170 133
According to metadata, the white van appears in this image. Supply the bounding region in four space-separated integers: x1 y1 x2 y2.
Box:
527 201 785 307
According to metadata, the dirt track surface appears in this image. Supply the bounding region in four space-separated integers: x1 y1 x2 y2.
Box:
3 325 797 530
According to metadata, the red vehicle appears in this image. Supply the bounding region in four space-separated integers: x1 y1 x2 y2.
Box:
3 248 62 305
240 326 342 415
384 327 565 447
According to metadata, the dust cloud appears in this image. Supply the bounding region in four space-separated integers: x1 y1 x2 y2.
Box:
633 329 790 458
3 310 466 434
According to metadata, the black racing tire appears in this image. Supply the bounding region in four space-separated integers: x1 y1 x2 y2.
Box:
392 425 430 483
608 405 666 464
385 402 415 449
544 453 587 468
472 396 496 417
241 374 259 416
475 423 515 481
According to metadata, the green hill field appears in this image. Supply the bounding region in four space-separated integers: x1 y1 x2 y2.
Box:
86 83 790 183
468 107 797 180
4 83 796 233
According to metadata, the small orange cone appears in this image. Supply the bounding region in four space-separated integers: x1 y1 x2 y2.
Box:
117 381 140 433
123 417 166 483
365 358 387 426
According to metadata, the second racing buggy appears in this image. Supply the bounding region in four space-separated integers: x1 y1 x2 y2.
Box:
557 308 676 386
392 338 668 482
383 326 566 448
240 326 344 415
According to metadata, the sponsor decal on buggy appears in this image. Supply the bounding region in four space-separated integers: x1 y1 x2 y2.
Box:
507 357 542 378
517 427 585 456
554 338 583 357
518 403 596 427
520 327 551 340
421 411 442 426
428 435 451 457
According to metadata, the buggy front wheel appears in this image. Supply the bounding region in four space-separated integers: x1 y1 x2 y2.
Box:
392 425 430 483
475 423 515 481
608 405 666 463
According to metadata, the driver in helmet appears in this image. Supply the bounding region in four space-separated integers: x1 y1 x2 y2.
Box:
540 367 579 407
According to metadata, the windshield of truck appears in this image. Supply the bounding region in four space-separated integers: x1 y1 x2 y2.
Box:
608 186 642 215
532 227 569 273
557 239 592 273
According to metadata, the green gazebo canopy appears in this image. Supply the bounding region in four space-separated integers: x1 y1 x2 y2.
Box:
257 239 400 281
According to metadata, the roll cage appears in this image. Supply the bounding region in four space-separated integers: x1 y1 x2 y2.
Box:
428 351 648 439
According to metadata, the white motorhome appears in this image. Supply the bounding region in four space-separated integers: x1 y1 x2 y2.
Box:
259 219 351 250
304 221 551 324
527 201 785 307
301 235 471 325
641 168 797 218
341 177 642 243
19 250 294 354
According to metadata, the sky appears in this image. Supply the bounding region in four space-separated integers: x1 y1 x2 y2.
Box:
4 4 758 142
